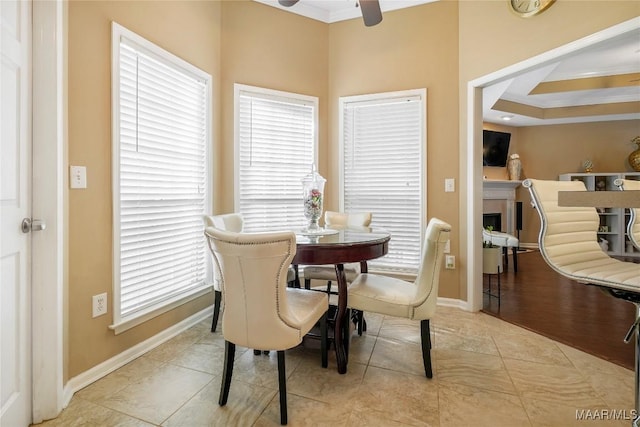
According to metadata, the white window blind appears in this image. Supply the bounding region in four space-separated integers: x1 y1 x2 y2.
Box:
341 90 425 273
112 23 212 330
235 85 318 232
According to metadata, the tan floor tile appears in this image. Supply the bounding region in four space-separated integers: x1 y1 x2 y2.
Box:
351 366 439 426
76 356 165 402
522 397 631 427
438 382 531 427
434 326 500 356
347 332 377 365
377 317 422 345
493 332 572 366
435 349 517 395
287 357 366 404
163 377 276 426
97 363 213 424
254 393 351 427
369 335 429 377
33 397 154 427
504 358 606 408
166 342 225 375
229 348 303 390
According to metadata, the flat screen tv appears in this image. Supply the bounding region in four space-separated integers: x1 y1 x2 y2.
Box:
483 130 511 167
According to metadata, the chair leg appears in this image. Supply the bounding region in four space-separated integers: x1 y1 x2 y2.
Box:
304 278 311 290
211 290 221 332
326 280 332 294
420 319 433 378
219 341 235 406
512 247 518 273
277 350 288 425
502 246 508 271
321 311 328 368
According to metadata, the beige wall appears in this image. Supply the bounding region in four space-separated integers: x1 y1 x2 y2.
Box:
68 1 221 378
66 0 639 380
327 1 460 297
219 1 329 212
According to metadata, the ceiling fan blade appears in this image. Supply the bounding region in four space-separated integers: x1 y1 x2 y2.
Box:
359 0 383 27
278 0 299 6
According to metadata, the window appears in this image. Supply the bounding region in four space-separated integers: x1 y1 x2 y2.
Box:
235 84 318 232
340 89 426 273
111 23 212 333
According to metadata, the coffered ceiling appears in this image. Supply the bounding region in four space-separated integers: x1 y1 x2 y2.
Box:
255 0 640 127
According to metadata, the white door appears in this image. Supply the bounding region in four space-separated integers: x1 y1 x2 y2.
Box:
1 1 32 426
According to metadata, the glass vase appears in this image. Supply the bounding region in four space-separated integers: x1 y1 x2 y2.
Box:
302 164 326 232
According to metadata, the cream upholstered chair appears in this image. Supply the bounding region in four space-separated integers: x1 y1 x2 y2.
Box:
204 213 296 333
523 179 640 419
205 227 328 425
303 211 373 334
616 178 640 250
303 211 373 290
482 228 519 272
203 214 243 332
347 217 451 378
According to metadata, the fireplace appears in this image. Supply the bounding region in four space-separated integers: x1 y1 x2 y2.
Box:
483 213 502 232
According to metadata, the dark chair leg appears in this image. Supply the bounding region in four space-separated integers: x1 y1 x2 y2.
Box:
420 319 433 378
502 246 508 271
277 350 288 425
326 280 333 294
211 290 221 332
321 311 328 368
512 247 518 272
304 278 311 290
219 341 235 405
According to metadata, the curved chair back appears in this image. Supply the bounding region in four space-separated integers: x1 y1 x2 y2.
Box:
523 179 639 292
325 211 372 227
618 179 640 250
412 218 451 319
205 227 305 350
203 213 243 233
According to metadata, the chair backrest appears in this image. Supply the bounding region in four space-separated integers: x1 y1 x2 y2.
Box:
523 179 603 266
203 213 243 233
325 211 372 227
203 214 244 291
205 227 304 350
412 217 451 319
618 179 640 250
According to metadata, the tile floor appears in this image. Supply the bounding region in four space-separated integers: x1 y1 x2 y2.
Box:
34 306 635 426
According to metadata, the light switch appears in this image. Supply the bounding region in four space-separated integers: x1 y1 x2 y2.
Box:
70 165 87 189
445 178 455 193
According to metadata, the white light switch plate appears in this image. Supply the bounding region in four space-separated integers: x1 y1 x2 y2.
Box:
70 165 87 189
445 178 455 192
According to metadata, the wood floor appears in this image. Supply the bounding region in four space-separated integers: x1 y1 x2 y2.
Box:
481 249 636 370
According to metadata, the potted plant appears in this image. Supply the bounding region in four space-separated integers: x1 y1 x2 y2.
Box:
483 226 502 274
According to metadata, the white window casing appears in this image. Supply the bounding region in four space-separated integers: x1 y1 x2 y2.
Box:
111 22 212 333
234 84 318 232
340 89 426 273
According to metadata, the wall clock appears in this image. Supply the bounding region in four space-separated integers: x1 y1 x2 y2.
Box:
509 0 556 18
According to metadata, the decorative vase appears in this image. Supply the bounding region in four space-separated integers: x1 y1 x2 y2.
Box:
301 164 326 232
507 154 522 181
628 136 640 172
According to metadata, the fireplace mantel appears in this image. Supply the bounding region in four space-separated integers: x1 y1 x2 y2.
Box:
483 180 522 235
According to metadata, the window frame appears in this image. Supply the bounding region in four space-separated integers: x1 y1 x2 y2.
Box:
233 83 319 230
338 89 427 274
110 22 213 334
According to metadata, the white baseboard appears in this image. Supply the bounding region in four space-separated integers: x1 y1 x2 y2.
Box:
437 297 469 311
63 306 213 407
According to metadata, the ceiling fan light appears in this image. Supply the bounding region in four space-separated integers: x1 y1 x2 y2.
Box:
278 0 300 7
359 0 383 27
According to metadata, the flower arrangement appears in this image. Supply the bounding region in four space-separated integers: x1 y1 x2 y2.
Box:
304 188 323 221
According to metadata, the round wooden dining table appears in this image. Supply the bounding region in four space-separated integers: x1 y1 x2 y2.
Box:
292 226 390 374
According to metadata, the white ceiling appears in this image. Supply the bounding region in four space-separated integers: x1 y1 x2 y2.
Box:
255 0 640 127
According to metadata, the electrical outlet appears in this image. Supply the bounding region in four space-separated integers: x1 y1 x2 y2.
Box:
70 165 87 189
92 293 107 318
444 178 455 193
445 255 455 269
444 239 451 253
